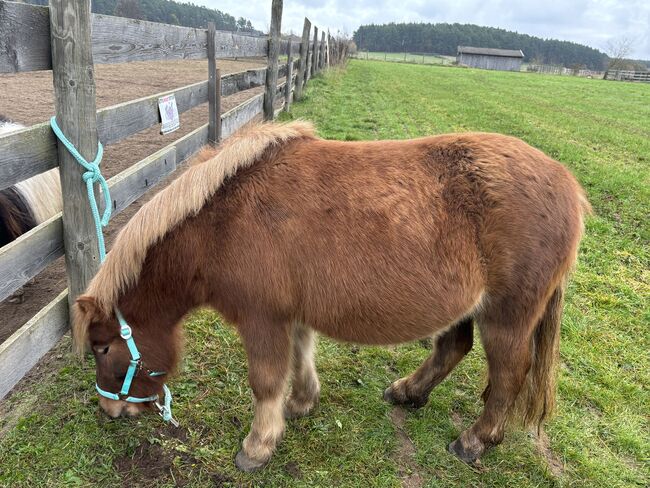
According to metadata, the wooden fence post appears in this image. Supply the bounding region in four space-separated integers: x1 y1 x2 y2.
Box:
294 17 311 101
320 31 326 70
264 0 282 120
49 0 100 311
311 26 318 77
326 31 331 68
306 51 312 82
207 22 221 144
284 38 293 112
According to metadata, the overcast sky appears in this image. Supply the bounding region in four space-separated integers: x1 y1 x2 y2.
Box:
198 0 650 59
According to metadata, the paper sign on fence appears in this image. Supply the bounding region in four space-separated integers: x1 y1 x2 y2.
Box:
158 94 180 134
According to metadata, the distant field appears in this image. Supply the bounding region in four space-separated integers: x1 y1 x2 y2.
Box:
354 51 456 65
0 61 648 487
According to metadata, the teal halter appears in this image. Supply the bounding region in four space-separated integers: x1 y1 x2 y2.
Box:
50 117 177 426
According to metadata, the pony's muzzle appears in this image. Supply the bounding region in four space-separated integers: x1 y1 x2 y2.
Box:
98 396 148 418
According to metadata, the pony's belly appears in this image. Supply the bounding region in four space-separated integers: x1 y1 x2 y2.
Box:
311 319 444 346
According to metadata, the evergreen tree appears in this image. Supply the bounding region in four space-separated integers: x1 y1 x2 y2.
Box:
353 23 612 70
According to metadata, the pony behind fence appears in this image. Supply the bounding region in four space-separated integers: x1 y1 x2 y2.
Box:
0 115 62 302
73 120 590 471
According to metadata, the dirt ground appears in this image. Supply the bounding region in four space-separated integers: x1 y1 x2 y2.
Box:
0 58 268 344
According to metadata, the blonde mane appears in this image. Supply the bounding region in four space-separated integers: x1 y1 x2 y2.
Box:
85 120 316 315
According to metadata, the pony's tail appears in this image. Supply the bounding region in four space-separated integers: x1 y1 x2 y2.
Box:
518 182 590 431
519 285 564 431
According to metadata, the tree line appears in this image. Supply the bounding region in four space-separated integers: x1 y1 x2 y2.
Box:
353 23 610 70
24 0 260 33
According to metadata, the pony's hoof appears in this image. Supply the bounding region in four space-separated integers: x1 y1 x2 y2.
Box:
383 386 398 404
235 449 269 473
284 395 318 420
383 385 427 409
448 438 481 464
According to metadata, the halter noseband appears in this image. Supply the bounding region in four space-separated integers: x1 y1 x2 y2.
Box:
94 310 178 427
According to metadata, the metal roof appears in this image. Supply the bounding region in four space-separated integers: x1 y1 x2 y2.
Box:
457 46 524 58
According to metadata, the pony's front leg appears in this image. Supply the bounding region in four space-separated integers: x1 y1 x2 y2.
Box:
235 320 291 472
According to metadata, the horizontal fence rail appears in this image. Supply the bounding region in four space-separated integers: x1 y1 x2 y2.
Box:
0 1 304 73
606 70 650 82
0 290 69 399
0 64 295 191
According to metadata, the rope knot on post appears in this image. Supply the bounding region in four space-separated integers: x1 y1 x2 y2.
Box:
50 116 110 258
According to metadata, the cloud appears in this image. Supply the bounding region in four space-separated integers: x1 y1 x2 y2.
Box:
197 0 650 58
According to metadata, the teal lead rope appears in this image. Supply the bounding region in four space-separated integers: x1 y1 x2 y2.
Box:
50 117 177 426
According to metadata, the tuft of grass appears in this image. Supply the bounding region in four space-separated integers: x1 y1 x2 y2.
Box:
1 61 648 487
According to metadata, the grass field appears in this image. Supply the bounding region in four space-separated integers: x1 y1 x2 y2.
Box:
0 60 648 487
354 51 455 65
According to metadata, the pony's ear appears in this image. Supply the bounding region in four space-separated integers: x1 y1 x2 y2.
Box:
72 295 101 356
76 295 99 318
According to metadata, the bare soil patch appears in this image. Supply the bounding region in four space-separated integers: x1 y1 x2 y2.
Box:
533 429 565 477
0 58 266 345
390 407 425 488
112 423 234 487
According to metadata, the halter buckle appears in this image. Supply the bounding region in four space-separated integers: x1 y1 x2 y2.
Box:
155 402 179 427
120 325 132 340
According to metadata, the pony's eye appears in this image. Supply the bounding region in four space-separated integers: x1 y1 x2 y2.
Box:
93 344 110 355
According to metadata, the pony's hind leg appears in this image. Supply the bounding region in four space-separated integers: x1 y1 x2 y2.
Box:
448 315 534 463
235 319 292 472
285 323 320 419
384 318 474 408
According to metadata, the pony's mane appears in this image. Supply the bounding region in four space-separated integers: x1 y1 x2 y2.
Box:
85 120 316 315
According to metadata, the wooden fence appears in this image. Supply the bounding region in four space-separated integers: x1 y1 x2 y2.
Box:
605 70 650 83
0 0 343 400
527 64 605 78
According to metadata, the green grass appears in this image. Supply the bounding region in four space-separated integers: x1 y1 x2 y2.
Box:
1 61 648 487
355 51 455 65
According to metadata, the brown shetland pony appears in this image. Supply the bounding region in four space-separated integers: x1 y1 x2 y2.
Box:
73 121 590 472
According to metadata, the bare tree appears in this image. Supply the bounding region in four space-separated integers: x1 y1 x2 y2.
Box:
604 37 634 77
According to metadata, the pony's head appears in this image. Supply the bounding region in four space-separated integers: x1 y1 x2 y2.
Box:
73 295 180 418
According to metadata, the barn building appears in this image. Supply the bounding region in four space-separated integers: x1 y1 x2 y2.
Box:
456 46 524 72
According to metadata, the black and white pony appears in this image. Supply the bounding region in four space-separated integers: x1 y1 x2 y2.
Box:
0 115 62 302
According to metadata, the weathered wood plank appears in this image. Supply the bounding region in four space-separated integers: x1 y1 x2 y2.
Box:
0 1 269 73
294 18 311 101
284 36 293 112
0 290 69 400
0 213 63 303
0 122 57 191
91 14 208 64
101 147 177 216
207 23 220 145
320 32 326 70
0 1 52 73
264 0 283 120
221 68 266 96
311 26 319 77
221 93 264 139
175 124 209 162
50 0 101 311
96 80 209 145
93 14 266 64
212 29 269 60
